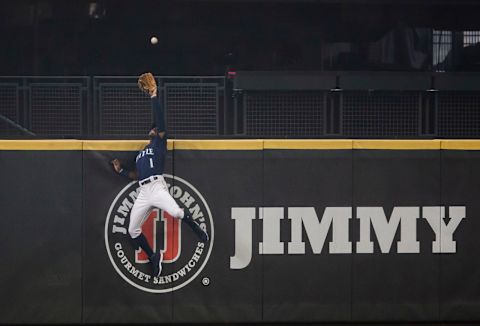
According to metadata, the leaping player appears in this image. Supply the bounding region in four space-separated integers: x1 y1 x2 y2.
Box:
111 72 209 278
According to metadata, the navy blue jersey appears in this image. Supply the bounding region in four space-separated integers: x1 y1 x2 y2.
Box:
135 134 167 180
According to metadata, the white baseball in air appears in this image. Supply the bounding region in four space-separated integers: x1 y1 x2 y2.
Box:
150 36 158 45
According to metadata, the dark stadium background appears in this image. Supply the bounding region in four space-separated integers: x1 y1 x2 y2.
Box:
1 0 479 76
1 0 480 139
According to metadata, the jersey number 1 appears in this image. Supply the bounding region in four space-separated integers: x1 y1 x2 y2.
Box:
149 158 154 168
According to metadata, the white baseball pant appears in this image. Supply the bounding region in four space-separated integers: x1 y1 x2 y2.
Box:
128 175 184 239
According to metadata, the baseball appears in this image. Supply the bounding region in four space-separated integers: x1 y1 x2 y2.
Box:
150 36 158 45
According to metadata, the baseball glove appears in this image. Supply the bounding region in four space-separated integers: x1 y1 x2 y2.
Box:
138 72 157 96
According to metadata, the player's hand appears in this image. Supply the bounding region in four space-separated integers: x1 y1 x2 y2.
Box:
138 72 157 97
111 159 122 173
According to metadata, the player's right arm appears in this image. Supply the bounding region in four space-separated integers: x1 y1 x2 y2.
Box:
111 159 138 180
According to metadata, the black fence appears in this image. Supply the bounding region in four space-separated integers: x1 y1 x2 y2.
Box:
93 76 226 138
2 72 480 139
233 72 480 139
1 140 480 324
0 76 226 138
0 76 89 137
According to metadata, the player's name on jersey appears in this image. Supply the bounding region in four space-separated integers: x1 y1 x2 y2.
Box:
135 147 154 162
230 206 466 270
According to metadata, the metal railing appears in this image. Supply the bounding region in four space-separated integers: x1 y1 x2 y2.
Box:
233 72 480 139
93 76 225 138
0 76 89 137
2 73 480 139
242 91 325 138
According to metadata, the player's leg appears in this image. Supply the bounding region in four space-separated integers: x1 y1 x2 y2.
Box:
152 180 209 242
129 191 163 277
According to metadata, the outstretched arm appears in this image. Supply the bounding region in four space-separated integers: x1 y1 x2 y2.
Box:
138 72 166 139
150 90 166 138
111 159 138 180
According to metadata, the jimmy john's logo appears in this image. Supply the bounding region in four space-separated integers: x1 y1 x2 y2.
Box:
105 174 214 293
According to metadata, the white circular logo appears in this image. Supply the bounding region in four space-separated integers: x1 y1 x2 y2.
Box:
105 174 214 293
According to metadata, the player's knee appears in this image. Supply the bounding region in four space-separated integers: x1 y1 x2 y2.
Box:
128 225 141 238
172 208 184 219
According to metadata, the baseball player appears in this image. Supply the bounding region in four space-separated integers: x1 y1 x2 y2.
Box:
111 73 209 278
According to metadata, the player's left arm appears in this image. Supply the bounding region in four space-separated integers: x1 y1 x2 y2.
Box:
150 89 166 139
138 72 166 140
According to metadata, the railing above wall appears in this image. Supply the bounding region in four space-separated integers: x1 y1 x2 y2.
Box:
232 71 480 139
233 71 480 91
93 76 226 138
1 72 480 139
0 76 90 138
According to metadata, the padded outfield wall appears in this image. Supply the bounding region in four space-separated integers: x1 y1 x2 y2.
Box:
0 139 479 324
